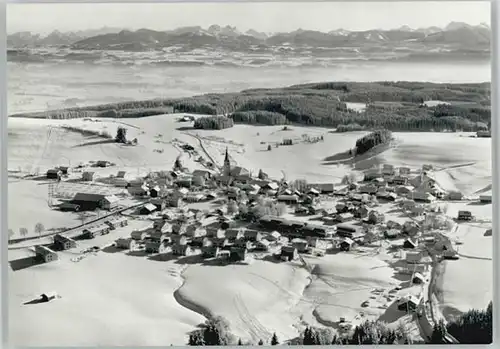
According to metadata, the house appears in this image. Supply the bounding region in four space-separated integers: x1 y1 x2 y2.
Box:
207 227 225 239
140 203 157 215
411 205 425 216
367 211 385 224
268 231 282 242
335 203 348 213
412 273 426 284
167 195 183 208
399 167 411 176
53 234 76 250
406 251 423 264
184 193 205 203
354 205 369 219
335 212 353 223
192 170 213 180
82 171 95 181
403 238 418 249
225 228 244 241
128 185 149 196
131 231 148 241
422 164 433 172
202 246 221 258
186 225 207 238
82 225 109 239
46 169 62 179
102 195 120 210
97 160 110 167
310 183 335 194
234 239 252 249
280 246 299 261
384 229 400 239
401 200 416 210
171 235 188 246
150 198 167 212
364 167 382 181
402 221 420 236
443 250 460 260
116 171 126 178
480 194 492 203
230 247 248 261
211 238 230 248
149 186 161 198
307 237 328 250
34 245 58 263
410 191 435 203
58 166 70 175
397 295 421 312
395 186 413 196
457 210 473 221
277 195 299 205
252 239 269 251
112 178 129 188
359 184 377 195
307 188 320 196
263 182 279 191
146 230 164 242
243 229 263 242
382 164 395 176
372 178 386 186
336 224 364 238
191 236 212 248
176 178 193 188
292 239 309 252
115 238 134 249
172 244 194 256
392 176 408 186
105 216 129 230
340 238 354 251
447 191 463 201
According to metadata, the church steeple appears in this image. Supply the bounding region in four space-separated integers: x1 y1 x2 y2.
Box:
223 147 231 176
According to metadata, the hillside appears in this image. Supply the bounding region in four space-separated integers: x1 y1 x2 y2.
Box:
9 81 491 132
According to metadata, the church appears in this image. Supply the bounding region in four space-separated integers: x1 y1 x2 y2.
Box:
221 147 251 181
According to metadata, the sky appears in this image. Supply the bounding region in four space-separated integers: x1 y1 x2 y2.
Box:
7 1 491 35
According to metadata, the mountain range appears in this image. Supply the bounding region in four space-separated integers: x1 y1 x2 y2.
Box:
7 22 491 52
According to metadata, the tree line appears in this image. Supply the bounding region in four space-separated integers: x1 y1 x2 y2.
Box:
355 129 392 155
193 116 234 130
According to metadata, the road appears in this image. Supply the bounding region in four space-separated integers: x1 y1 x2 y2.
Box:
8 202 144 250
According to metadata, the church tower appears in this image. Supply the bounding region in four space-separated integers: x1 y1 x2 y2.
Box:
223 147 231 176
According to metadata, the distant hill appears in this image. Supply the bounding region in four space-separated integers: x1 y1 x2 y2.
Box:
7 22 491 52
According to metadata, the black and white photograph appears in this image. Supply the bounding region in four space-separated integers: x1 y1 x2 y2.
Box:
6 1 493 346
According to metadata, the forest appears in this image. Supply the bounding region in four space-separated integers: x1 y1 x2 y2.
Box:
10 81 491 132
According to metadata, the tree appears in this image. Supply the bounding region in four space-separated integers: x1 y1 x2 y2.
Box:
446 301 492 344
237 338 243 345
188 331 205 346
34 223 45 237
19 227 28 238
258 169 268 180
8 229 15 241
267 144 272 151
430 319 447 344
271 333 279 345
258 339 264 345
115 126 128 144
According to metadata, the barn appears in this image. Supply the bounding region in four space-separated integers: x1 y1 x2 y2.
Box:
71 193 106 211
53 234 77 250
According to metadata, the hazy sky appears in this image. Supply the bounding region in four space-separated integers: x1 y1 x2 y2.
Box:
7 1 491 34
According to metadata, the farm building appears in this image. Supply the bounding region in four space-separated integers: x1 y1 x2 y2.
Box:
53 234 76 250
82 225 110 238
230 247 248 261
150 198 167 211
480 194 492 203
131 231 148 241
243 229 263 242
397 295 421 312
140 203 157 215
58 166 70 175
422 164 433 172
82 171 95 181
443 250 459 260
97 160 111 167
146 230 164 242
115 238 134 249
71 193 117 211
457 210 473 221
339 238 354 251
280 246 298 261
372 178 385 186
292 239 309 252
46 169 62 179
336 224 364 238
35 245 58 263
149 186 161 198
172 244 194 256
116 171 127 178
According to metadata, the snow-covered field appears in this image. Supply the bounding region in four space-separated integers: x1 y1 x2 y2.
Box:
8 114 493 345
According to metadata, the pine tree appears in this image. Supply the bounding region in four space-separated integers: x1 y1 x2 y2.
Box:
237 338 243 345
258 339 264 345
271 333 279 345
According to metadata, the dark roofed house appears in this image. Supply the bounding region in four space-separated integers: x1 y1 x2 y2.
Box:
58 166 70 175
151 198 167 211
339 238 354 251
230 247 248 262
403 238 418 249
46 168 62 179
140 203 157 215
82 171 95 182
280 246 298 261
193 170 213 180
71 193 106 211
172 244 194 256
53 234 76 250
225 228 244 241
150 186 161 198
35 245 58 263
277 195 299 205
117 171 126 178
243 229 263 242
97 160 111 167
336 224 364 238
